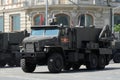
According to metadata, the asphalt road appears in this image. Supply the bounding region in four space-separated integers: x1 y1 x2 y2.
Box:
0 63 120 80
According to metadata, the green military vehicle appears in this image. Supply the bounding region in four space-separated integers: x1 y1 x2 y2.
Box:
20 25 113 73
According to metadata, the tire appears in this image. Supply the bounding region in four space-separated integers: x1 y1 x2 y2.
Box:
48 53 64 73
8 60 15 67
15 61 20 67
97 55 106 69
72 63 81 70
20 58 36 73
86 54 98 70
113 53 120 63
0 61 6 67
64 63 72 70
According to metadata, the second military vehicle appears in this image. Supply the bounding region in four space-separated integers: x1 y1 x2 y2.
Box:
20 25 113 73
112 40 120 63
0 30 29 67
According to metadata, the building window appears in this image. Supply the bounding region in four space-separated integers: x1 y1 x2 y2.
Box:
1 0 6 5
114 14 120 25
0 16 4 32
81 0 89 1
12 0 18 4
55 14 70 27
10 14 20 31
36 0 44 2
115 0 120 2
34 14 45 25
59 0 68 4
78 14 93 27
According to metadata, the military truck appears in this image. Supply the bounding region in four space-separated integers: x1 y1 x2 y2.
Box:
112 40 120 63
0 30 29 67
20 25 113 73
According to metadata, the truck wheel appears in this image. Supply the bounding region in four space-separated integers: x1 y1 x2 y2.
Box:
64 63 72 70
72 63 81 70
97 55 106 69
8 61 15 67
48 53 64 73
113 53 120 63
20 58 36 73
86 54 98 70
15 61 20 67
0 61 6 67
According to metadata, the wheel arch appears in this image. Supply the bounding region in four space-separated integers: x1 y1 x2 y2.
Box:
46 47 65 59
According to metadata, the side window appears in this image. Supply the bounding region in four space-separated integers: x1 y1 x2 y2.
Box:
61 29 65 36
60 28 70 36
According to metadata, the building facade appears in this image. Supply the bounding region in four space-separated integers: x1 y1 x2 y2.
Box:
0 0 120 32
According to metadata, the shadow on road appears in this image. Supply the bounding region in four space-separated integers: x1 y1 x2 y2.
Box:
0 66 20 69
33 67 120 74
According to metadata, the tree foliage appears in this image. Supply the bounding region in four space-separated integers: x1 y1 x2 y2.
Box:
114 24 120 32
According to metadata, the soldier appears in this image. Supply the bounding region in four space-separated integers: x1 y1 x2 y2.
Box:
50 18 57 25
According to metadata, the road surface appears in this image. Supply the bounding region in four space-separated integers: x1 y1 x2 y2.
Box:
0 63 120 80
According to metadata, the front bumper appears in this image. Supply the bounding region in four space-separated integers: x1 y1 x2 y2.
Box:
21 52 46 58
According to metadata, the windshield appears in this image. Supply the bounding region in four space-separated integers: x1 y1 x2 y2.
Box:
31 29 59 37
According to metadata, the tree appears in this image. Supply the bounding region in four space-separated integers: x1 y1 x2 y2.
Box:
114 24 120 32
114 24 120 39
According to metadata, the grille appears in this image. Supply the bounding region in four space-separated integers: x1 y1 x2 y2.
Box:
25 43 34 52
